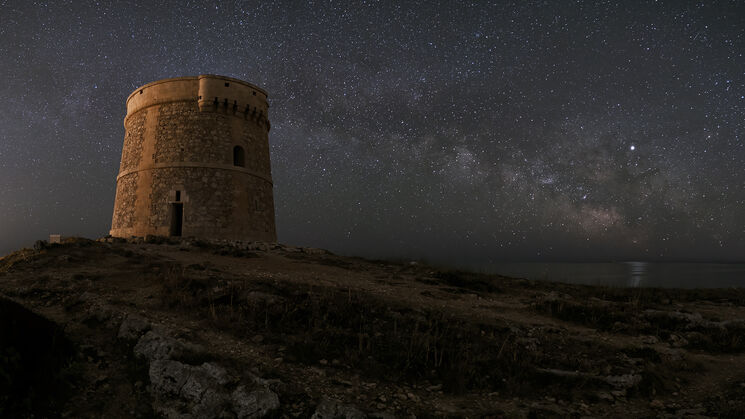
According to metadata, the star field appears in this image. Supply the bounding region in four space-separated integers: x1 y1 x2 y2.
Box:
1 1 744 265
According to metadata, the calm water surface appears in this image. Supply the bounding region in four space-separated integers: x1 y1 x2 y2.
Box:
486 262 745 288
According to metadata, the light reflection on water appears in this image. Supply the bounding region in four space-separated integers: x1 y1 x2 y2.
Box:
626 261 647 288
484 262 745 288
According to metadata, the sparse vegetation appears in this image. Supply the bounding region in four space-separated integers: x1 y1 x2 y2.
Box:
157 265 665 399
2 237 745 417
159 265 529 393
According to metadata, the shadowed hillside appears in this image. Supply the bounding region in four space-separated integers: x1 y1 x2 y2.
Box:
1 237 745 418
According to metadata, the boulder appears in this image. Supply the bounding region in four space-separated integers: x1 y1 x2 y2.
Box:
149 360 238 417
134 330 186 361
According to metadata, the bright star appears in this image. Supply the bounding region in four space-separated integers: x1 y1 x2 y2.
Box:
630 145 636 151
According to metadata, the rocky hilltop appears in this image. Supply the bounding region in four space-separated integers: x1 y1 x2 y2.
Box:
1 237 745 418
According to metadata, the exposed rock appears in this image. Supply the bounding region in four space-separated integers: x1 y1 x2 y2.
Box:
311 397 366 419
148 359 251 417
251 375 284 393
135 326 277 418
302 247 328 255
641 335 659 345
280 245 302 253
231 386 280 418
669 334 689 348
149 359 192 397
117 313 151 340
201 362 232 386
134 329 186 361
643 309 719 330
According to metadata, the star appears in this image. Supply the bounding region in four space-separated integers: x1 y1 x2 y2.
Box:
0 0 744 263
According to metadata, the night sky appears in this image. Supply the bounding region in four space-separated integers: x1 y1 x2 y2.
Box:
1 1 744 265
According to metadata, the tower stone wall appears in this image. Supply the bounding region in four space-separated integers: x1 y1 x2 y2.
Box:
110 75 276 242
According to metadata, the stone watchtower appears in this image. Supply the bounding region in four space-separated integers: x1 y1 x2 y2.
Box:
110 75 276 241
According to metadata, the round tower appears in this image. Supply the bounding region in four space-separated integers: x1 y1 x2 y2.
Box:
110 75 276 242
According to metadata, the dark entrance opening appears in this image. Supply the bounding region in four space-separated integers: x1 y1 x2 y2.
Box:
233 145 245 167
169 203 183 236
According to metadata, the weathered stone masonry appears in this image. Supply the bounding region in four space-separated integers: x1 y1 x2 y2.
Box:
110 75 276 241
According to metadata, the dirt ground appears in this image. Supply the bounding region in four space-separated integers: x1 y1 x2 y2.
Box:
1 237 745 418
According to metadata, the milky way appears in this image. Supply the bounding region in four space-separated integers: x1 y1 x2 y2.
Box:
1 1 744 264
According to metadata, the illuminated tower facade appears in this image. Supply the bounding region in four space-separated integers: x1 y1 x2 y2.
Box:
110 75 276 241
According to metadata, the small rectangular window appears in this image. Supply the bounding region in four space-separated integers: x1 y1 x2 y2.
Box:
252 91 256 96
139 90 143 94
175 191 181 201
225 82 230 87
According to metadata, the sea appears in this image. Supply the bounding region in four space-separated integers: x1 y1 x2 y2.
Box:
484 262 745 288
